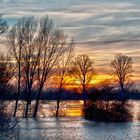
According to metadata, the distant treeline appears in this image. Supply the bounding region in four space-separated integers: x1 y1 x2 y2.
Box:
0 88 140 100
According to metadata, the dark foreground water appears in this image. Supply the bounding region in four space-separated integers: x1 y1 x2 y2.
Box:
1 100 140 140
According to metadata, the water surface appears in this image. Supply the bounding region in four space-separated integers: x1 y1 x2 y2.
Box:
19 117 140 140
1 100 140 140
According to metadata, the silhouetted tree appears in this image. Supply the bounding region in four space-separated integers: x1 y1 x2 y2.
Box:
0 54 14 90
8 15 72 117
8 18 25 117
70 54 94 106
33 16 70 117
0 14 8 34
55 40 73 117
111 54 133 95
0 15 18 132
0 15 11 93
20 17 40 117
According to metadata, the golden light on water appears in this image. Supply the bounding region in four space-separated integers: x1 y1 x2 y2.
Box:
65 109 83 117
60 101 84 117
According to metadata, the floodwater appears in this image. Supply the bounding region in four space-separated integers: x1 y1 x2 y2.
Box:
1 100 140 140
19 117 140 140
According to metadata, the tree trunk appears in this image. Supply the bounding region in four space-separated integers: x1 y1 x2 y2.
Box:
33 86 42 117
13 78 20 117
25 86 31 118
120 82 124 94
83 84 86 106
25 100 29 118
13 49 21 117
56 87 62 117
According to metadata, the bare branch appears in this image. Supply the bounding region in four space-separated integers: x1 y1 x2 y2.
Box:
110 54 133 93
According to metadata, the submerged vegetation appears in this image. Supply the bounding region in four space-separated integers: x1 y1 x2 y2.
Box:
84 100 133 122
0 102 19 139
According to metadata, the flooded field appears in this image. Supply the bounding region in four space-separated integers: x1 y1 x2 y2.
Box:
0 100 140 140
19 117 140 140
2 100 140 120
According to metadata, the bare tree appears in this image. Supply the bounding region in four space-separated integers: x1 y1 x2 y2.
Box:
70 54 94 106
55 39 73 117
8 17 46 117
0 15 10 88
111 54 133 94
20 17 41 117
0 16 19 138
8 18 26 117
0 14 8 34
33 16 69 117
8 15 73 117
0 54 14 89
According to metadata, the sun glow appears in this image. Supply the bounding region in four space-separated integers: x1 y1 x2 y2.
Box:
50 74 112 90
91 74 113 85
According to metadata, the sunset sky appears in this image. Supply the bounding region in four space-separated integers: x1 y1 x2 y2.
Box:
0 0 140 84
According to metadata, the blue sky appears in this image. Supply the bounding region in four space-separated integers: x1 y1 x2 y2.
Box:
0 0 140 82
